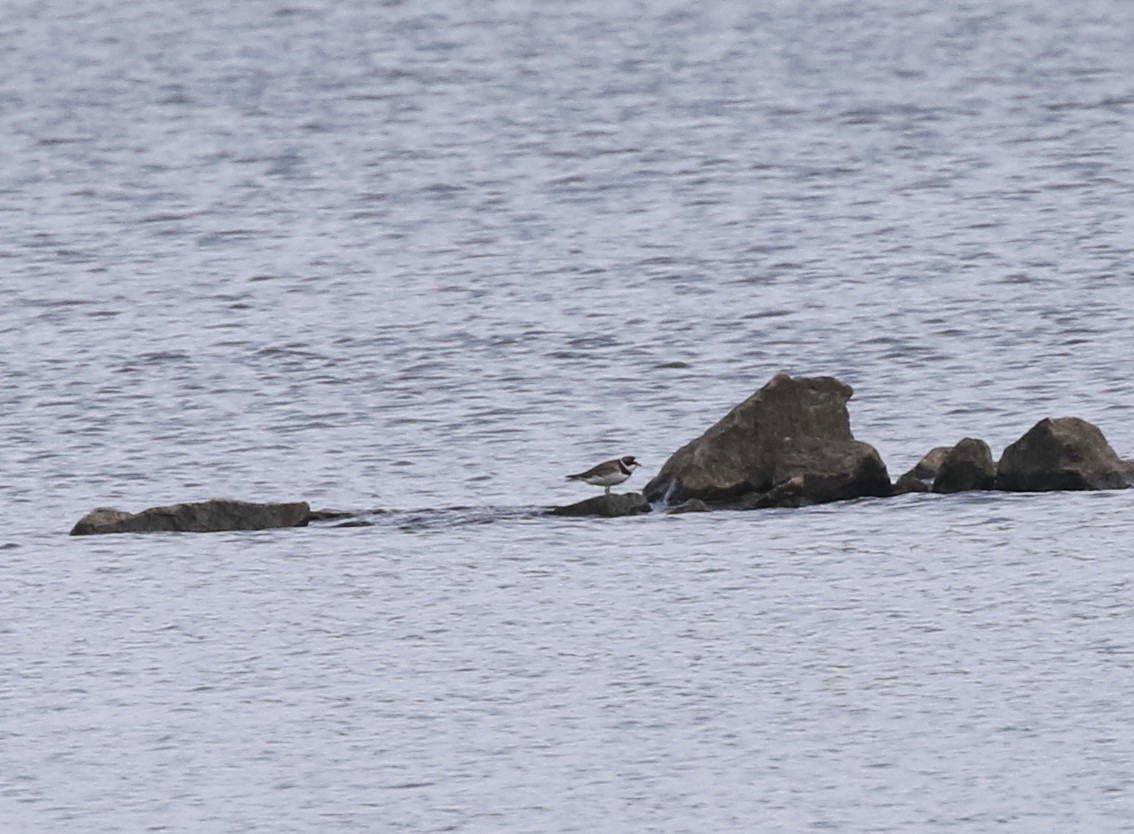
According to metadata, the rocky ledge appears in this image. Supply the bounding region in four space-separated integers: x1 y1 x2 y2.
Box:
68 374 1134 530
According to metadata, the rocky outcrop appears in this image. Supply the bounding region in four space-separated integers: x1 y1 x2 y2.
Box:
995 418 1131 492
932 438 996 494
643 373 890 508
549 492 652 518
71 499 311 535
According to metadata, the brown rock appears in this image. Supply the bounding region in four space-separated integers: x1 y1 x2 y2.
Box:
995 418 1130 492
892 446 951 495
932 438 996 494
910 446 952 480
70 499 311 535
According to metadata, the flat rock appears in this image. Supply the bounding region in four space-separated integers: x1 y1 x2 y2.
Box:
644 373 890 507
995 417 1130 492
932 437 996 494
70 499 311 535
549 492 652 518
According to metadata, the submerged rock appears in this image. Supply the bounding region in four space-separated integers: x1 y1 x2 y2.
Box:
70 499 310 535
549 492 652 518
995 417 1130 492
932 438 996 494
892 472 930 495
643 373 890 508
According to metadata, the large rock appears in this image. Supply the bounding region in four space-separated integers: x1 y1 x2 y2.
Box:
995 418 1130 492
643 373 890 507
932 438 996 494
70 499 311 535
549 492 652 518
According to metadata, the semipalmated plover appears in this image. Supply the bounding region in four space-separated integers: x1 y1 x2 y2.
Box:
566 455 641 494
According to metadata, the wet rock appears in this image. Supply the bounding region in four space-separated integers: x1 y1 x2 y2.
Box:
70 499 310 535
995 417 1130 492
892 472 930 495
643 373 890 507
549 492 652 518
932 438 996 494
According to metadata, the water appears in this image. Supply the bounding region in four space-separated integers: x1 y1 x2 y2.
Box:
3 0 1134 831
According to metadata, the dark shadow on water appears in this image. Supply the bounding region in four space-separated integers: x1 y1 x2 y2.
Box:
311 505 550 532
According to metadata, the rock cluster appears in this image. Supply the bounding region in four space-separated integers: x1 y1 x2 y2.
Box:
68 374 1134 530
554 374 1133 518
71 499 310 535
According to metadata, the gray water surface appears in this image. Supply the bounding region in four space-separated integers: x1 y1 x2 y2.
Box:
3 1 1134 831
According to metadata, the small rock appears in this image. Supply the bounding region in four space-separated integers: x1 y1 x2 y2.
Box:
643 373 889 507
549 492 652 518
933 438 996 494
70 499 311 535
909 447 952 481
668 499 711 514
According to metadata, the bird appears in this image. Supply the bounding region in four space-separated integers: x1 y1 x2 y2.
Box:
566 455 641 494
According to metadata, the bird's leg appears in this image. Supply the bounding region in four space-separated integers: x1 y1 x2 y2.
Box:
604 485 611 495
